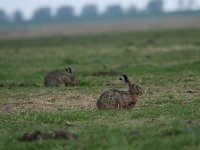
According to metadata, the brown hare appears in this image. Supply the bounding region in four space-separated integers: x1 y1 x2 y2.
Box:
44 67 79 87
96 75 143 109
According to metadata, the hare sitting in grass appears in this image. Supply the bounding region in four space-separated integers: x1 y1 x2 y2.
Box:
96 75 143 109
44 67 79 87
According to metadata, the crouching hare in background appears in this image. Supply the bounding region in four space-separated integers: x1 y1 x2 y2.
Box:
44 67 79 87
96 75 143 109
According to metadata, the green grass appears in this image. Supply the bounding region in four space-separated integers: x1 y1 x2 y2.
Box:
0 29 200 150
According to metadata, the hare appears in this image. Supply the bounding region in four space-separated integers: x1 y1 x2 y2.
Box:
44 67 79 87
96 75 143 109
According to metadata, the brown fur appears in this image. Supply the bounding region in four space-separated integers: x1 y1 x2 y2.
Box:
96 75 143 109
44 67 79 87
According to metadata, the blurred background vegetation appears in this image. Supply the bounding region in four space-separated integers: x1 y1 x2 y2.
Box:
0 0 199 26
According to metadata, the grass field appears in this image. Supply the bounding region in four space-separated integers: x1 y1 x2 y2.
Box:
1 17 200 40
0 29 200 150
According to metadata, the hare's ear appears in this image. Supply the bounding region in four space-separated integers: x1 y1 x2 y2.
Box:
119 76 128 86
119 77 125 82
68 67 72 74
122 75 130 84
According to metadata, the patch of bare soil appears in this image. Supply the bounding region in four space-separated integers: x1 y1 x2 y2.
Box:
19 130 78 142
84 71 120 77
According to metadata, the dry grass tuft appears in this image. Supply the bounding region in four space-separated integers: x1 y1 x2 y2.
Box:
0 90 97 113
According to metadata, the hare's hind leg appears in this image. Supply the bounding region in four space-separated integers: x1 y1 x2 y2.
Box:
65 83 69 87
116 102 123 109
117 103 120 109
128 102 136 108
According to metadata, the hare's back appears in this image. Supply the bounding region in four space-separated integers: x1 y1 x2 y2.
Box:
44 70 65 86
97 89 132 109
98 89 121 102
97 89 127 106
99 89 131 101
97 89 119 109
45 70 65 80
46 70 63 77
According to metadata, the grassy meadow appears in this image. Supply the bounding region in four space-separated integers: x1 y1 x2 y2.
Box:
0 29 200 150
